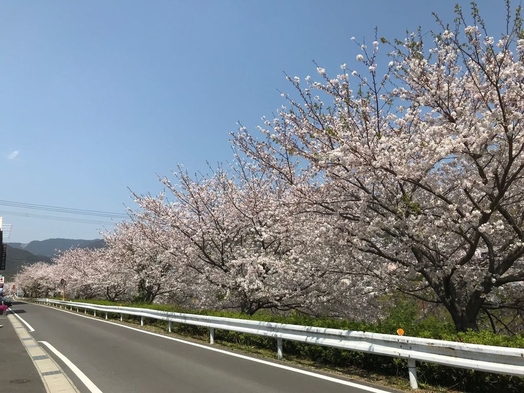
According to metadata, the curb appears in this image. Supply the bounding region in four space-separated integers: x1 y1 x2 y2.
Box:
8 314 80 393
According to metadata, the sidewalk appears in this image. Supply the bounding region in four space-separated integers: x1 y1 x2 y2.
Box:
1 308 46 393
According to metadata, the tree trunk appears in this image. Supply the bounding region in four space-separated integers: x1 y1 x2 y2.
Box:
239 299 259 315
438 275 485 332
449 309 479 332
444 295 483 332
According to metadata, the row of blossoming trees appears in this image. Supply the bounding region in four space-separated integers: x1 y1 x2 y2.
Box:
15 2 524 332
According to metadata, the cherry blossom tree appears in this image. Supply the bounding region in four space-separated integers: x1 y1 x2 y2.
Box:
131 159 367 316
95 242 137 302
50 248 102 299
233 2 524 331
15 262 58 298
103 220 185 304
51 247 134 302
13 2 524 332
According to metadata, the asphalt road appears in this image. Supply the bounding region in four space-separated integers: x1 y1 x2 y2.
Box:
7 302 399 393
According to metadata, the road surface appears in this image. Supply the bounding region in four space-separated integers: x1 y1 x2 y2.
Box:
4 301 400 393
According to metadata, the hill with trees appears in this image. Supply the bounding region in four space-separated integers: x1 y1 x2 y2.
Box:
8 238 105 258
2 246 51 281
2 238 106 281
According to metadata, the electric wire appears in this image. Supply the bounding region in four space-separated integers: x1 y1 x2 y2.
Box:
0 210 118 225
0 200 128 218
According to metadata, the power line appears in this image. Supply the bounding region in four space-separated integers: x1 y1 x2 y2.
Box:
0 210 117 225
0 200 128 219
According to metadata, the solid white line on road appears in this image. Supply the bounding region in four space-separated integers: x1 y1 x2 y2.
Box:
40 305 393 393
39 341 103 393
10 309 36 332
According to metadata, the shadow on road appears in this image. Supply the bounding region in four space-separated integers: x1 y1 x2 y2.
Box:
9 308 27 314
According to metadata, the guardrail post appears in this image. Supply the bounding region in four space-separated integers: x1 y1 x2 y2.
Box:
277 338 283 360
168 321 172 333
84 309 87 314
408 358 418 389
105 312 108 320
120 313 123 321
141 316 144 326
94 310 97 317
209 328 215 344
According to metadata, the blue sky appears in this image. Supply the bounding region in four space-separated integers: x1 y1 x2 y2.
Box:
0 1 511 243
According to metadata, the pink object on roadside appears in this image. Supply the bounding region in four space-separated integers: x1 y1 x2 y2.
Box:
0 304 8 314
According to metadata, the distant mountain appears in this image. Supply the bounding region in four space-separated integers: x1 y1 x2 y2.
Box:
1 238 106 280
2 246 51 281
7 238 105 258
20 238 106 258
6 242 27 250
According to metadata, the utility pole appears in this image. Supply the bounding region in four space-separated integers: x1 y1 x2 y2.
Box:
0 217 5 271
0 217 4 300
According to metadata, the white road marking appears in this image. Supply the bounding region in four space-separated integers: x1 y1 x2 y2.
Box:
40 304 393 393
10 309 36 332
39 341 103 393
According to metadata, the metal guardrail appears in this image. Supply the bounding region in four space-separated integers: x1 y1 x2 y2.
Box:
36 298 524 389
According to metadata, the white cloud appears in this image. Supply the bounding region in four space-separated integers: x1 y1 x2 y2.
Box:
7 150 19 160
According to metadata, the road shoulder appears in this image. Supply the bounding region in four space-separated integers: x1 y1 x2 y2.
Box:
7 312 80 393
